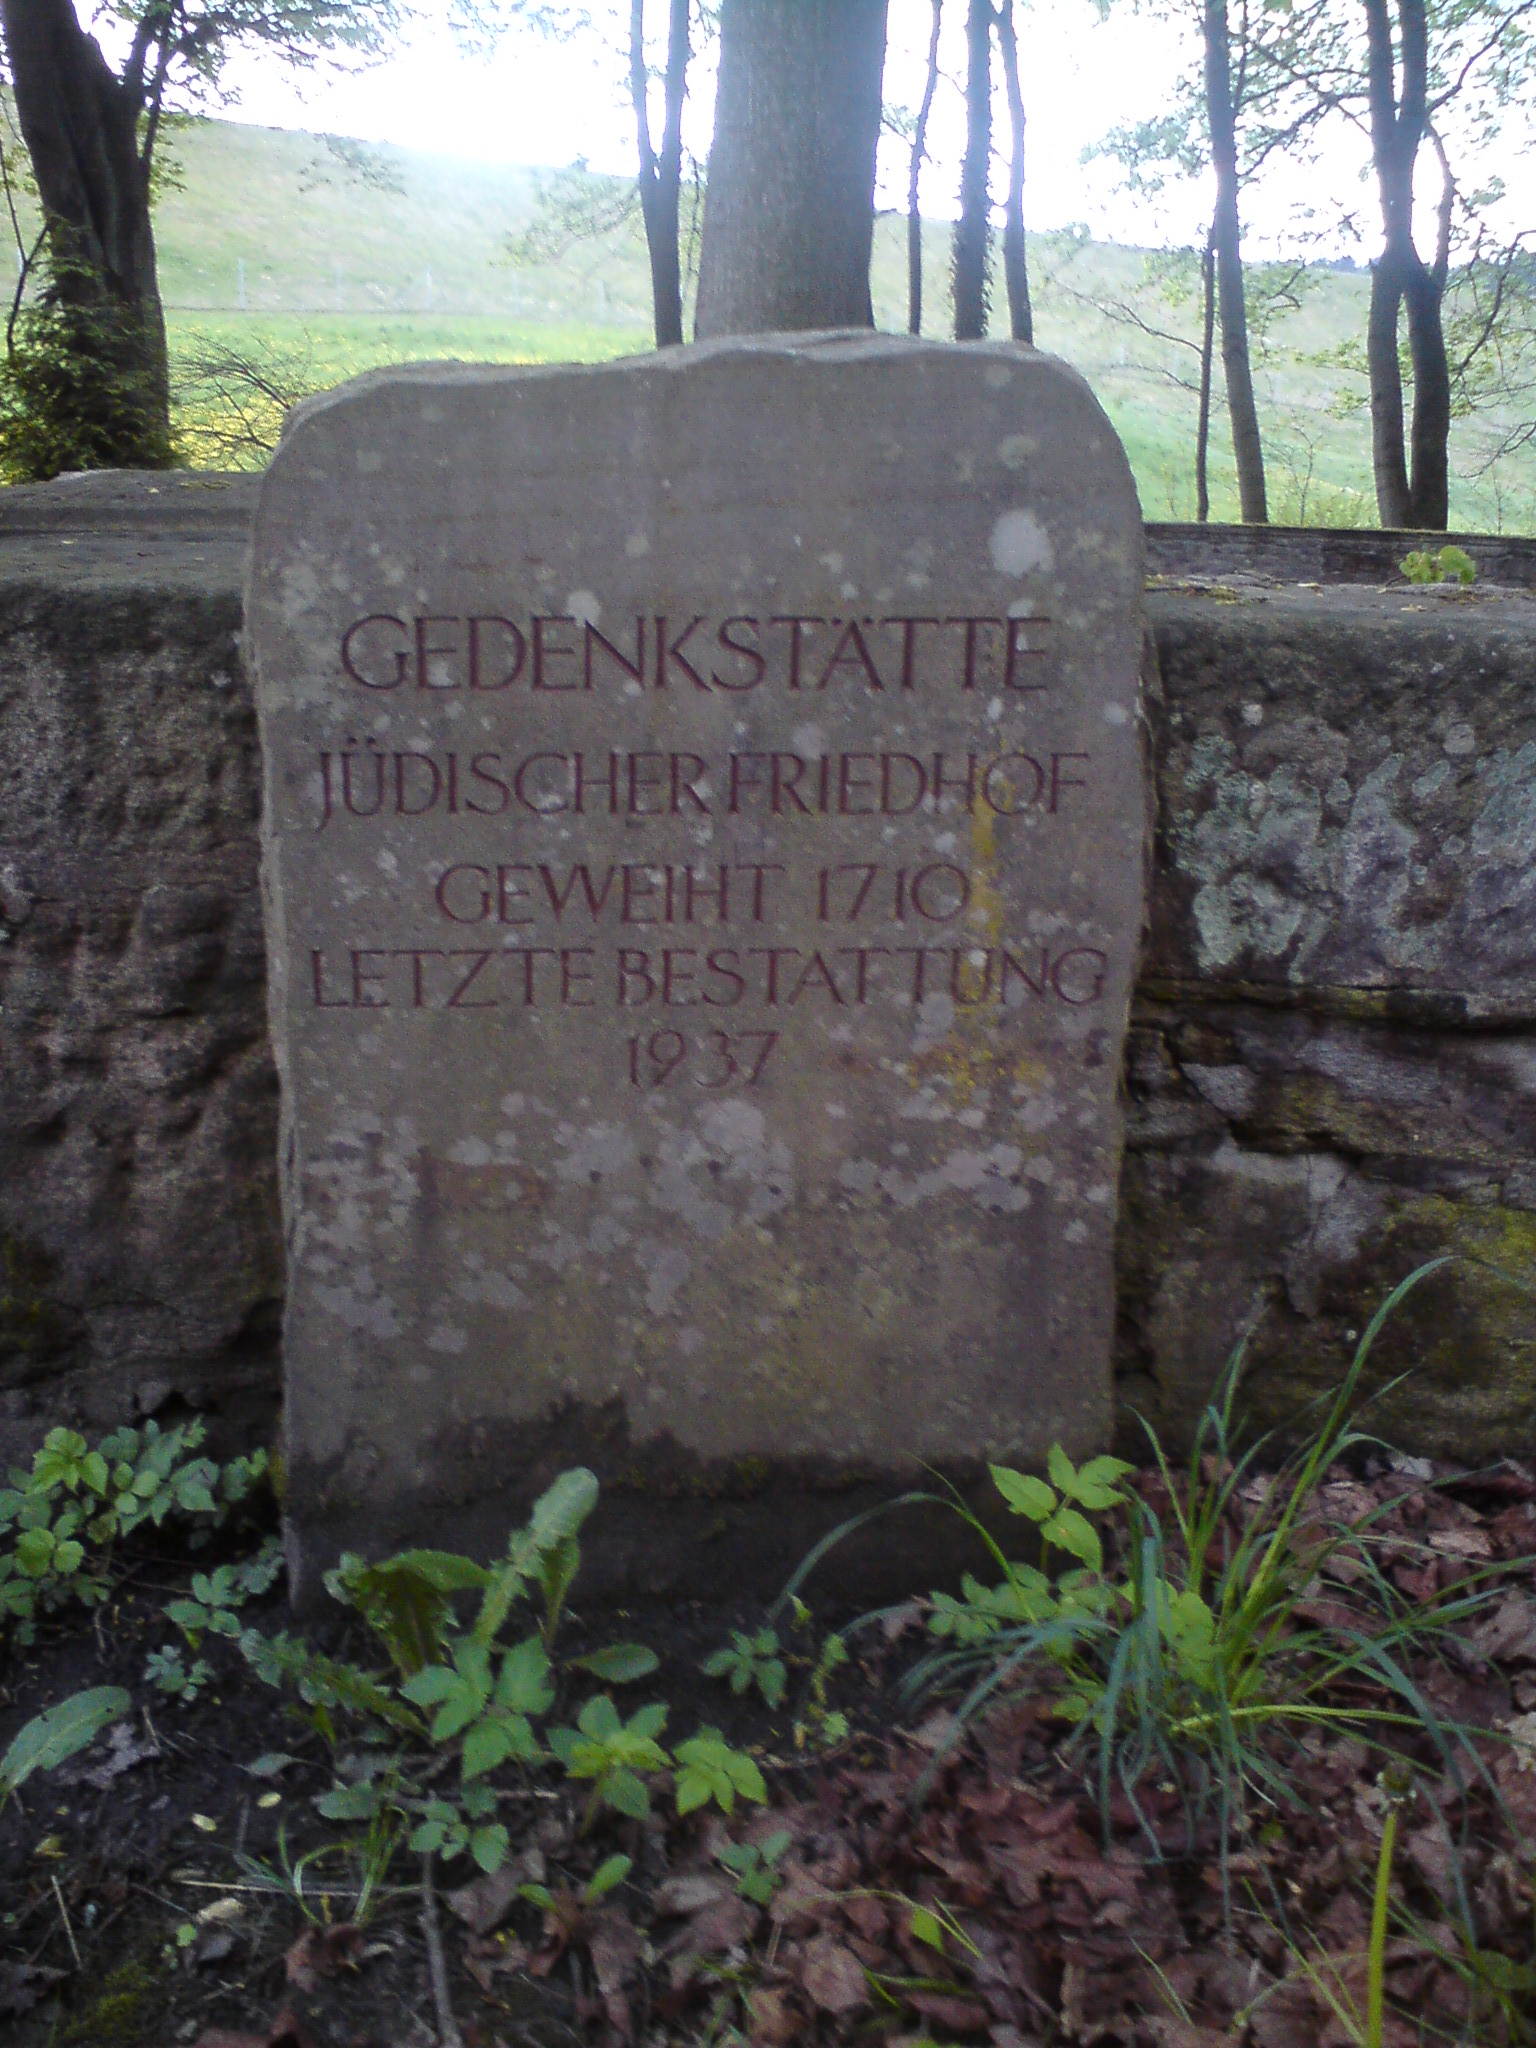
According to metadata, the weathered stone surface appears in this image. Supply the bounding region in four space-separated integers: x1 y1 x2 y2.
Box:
0 477 279 1465
1146 584 1536 1012
245 336 1149 1583
2 477 1533 1527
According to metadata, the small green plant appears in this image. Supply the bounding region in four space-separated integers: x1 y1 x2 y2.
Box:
718 1828 792 1904
0 1419 271 1646
0 248 177 484
164 1536 284 1645
238 1467 732 1884
550 1694 670 1824
674 1726 768 1815
145 1644 213 1704
519 1850 632 1915
702 1625 787 1707
792 1618 851 1750
0 1686 130 1804
783 1262 1493 1857
1401 543 1476 585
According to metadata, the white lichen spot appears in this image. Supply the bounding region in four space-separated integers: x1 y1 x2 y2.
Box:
985 363 1012 390
1444 722 1477 757
819 550 845 576
989 509 1055 577
793 721 826 754
624 531 651 558
996 432 1037 470
566 589 601 627
449 1137 492 1167
1242 702 1265 727
1102 703 1129 727
427 1322 468 1355
280 562 321 625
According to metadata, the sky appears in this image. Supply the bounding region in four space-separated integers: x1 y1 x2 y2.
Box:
84 1 1533 260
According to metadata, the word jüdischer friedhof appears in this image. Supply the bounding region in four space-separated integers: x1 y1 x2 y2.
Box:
247 335 1148 1580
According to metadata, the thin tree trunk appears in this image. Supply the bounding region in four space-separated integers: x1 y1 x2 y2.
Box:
630 0 690 347
1363 0 1450 529
1197 232 1215 521
695 0 890 338
1405 137 1452 526
952 0 992 339
908 0 943 335
0 0 170 442
1203 0 1266 521
995 0 1032 343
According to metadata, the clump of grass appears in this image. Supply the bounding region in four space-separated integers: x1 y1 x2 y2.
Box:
783 1259 1499 1863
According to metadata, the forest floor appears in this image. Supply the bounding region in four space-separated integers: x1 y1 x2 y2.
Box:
2 1446 1535 2048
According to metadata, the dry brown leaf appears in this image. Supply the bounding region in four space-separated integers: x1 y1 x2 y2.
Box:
799 1934 869 2014
445 1864 521 1936
283 1922 364 1992
746 1985 800 2044
652 1872 727 1917
585 1904 641 2041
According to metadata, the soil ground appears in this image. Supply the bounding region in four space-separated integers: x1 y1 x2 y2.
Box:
3 1451 1535 2048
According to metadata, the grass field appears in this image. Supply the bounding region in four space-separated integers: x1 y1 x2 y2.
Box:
16 113 1536 529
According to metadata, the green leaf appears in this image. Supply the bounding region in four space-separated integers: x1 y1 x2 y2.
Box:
316 1781 382 1820
587 1852 632 1900
0 1688 129 1797
1041 1506 1102 1573
400 1665 460 1708
578 1693 623 1742
461 1711 539 1779
1047 1443 1077 1494
1160 1586 1217 1689
908 1904 945 1951
1069 1455 1136 1511
494 1637 554 1717
990 1465 1056 1521
528 1468 599 1548
627 1702 669 1743
570 1643 659 1685
604 1767 650 1819
327 1551 479 1678
470 1822 509 1873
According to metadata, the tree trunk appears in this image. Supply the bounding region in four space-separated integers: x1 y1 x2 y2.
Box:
995 0 1032 344
0 0 170 443
1203 0 1266 521
1363 0 1450 529
908 0 943 335
1197 232 1215 521
952 0 992 339
631 0 690 348
694 0 889 338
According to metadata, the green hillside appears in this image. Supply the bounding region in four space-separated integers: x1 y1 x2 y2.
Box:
17 115 1536 530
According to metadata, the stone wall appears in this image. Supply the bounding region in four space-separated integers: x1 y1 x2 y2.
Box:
1 474 1533 1467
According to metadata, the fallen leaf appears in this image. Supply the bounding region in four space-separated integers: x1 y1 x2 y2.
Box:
746 1985 799 2044
585 1904 640 2040
284 1922 364 1991
445 1864 520 1937
652 1873 727 1917
799 1935 869 2015
81 1721 157 1790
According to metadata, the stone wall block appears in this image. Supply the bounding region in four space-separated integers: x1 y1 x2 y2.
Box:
1 477 1533 1469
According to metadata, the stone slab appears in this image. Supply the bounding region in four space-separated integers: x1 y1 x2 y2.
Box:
245 333 1148 1585
1145 584 1536 1016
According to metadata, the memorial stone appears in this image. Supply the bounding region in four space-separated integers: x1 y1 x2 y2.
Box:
246 333 1148 1590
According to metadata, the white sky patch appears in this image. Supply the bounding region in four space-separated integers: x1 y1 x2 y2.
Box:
81 0 1534 260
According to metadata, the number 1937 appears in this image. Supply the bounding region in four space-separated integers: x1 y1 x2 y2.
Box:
626 1029 778 1088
